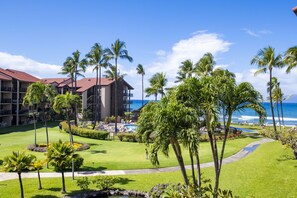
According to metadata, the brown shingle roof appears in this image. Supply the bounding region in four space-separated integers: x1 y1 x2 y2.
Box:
0 68 39 82
76 78 114 93
41 78 73 87
0 72 12 81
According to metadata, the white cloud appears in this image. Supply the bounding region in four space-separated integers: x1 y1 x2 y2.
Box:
156 50 167 57
0 52 62 78
242 28 272 37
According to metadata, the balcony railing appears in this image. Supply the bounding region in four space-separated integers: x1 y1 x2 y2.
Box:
20 87 27 92
123 92 133 97
1 99 12 103
1 87 12 92
12 99 22 103
124 100 133 104
0 110 12 115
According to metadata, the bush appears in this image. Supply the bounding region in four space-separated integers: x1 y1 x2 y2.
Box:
92 176 119 190
63 156 84 171
117 132 139 142
76 177 91 191
60 121 109 140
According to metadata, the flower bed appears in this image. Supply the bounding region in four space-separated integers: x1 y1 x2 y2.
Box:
27 142 90 152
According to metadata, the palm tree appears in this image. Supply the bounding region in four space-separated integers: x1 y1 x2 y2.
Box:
195 52 216 77
33 160 44 190
53 92 80 180
176 59 195 82
105 39 133 135
284 46 297 73
145 73 167 100
86 43 109 128
3 151 36 198
251 46 283 139
136 64 145 106
62 50 88 126
47 141 79 194
23 82 44 146
104 65 127 80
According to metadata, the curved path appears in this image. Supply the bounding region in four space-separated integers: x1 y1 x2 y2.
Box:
0 138 273 182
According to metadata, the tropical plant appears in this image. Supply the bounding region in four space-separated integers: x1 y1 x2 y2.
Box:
46 140 79 194
176 59 195 82
104 65 126 80
61 50 88 126
33 160 44 190
136 64 145 106
251 46 283 139
3 151 36 198
195 52 216 77
145 72 167 100
86 43 109 128
284 46 297 73
105 39 133 135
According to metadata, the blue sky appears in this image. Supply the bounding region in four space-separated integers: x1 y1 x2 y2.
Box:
0 0 296 100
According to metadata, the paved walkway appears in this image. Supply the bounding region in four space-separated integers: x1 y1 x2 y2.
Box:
0 138 274 182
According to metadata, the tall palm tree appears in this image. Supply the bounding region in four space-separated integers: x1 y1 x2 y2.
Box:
104 65 126 80
86 43 109 128
195 52 216 77
136 64 145 106
62 50 88 126
23 82 44 146
284 46 297 73
251 46 283 139
47 141 79 194
175 59 195 82
53 92 80 180
105 39 133 134
3 151 36 198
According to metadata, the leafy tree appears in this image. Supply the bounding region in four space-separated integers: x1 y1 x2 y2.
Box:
47 140 79 194
86 43 109 128
284 46 297 73
176 59 195 82
3 151 36 198
23 82 44 146
136 64 145 106
53 92 80 180
33 160 44 190
251 46 283 139
105 39 133 135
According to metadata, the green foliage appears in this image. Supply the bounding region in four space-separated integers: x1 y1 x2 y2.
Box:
279 129 297 159
76 177 91 191
60 121 109 140
117 132 139 142
92 176 119 190
3 151 36 173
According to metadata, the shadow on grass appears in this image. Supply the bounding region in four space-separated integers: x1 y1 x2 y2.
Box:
277 154 294 161
117 177 135 185
79 166 107 172
46 187 61 192
90 150 107 154
31 195 59 198
0 159 3 165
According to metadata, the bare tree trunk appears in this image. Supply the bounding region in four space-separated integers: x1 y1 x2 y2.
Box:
33 111 37 146
18 172 24 198
61 170 66 194
93 68 99 130
276 102 281 130
269 69 278 139
115 58 118 136
280 100 285 126
195 149 201 191
189 148 197 186
37 170 42 190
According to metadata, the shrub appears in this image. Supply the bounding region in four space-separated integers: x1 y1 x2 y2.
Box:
63 156 84 171
117 132 139 142
60 121 109 140
76 177 91 191
92 176 119 190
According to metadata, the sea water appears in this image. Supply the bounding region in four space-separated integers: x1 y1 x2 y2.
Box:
131 100 297 126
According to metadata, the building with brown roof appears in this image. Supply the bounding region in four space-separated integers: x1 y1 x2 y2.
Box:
0 68 39 127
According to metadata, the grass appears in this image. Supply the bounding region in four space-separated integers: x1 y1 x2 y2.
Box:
0 141 296 198
0 122 258 171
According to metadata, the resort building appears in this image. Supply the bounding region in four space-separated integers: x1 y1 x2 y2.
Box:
0 68 133 127
0 68 39 127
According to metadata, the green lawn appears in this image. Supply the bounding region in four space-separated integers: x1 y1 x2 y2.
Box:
0 141 296 198
0 122 258 171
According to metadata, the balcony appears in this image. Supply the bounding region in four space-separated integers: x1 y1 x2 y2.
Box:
0 110 12 116
12 99 22 103
1 87 12 92
124 100 133 104
1 99 12 103
123 93 133 97
19 110 29 115
20 87 27 92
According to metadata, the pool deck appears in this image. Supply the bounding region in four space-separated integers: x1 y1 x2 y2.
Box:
0 138 274 182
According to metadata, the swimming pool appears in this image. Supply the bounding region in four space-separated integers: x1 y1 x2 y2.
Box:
123 124 137 132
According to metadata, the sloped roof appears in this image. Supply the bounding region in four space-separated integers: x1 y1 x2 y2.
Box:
41 78 73 87
76 78 114 93
0 68 39 82
0 72 12 80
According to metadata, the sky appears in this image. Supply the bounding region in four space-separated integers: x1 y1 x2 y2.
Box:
0 0 297 100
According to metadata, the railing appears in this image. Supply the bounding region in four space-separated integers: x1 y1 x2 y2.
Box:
19 110 29 115
0 110 12 115
20 87 27 92
1 87 12 92
1 99 12 103
123 93 133 97
123 100 133 104
12 99 22 103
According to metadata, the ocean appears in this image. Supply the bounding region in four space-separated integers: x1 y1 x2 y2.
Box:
131 100 297 126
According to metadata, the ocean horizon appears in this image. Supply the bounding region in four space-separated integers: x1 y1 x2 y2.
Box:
131 100 297 126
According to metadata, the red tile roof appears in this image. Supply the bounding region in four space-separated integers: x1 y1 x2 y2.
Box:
0 72 12 81
0 68 39 82
41 78 73 87
76 78 114 93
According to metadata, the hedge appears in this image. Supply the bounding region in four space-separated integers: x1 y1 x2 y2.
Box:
117 132 140 142
60 121 109 140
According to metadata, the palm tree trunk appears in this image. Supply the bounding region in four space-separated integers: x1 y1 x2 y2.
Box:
189 148 197 186
142 74 144 106
170 138 189 185
74 73 78 126
195 149 201 190
280 100 285 126
276 102 281 130
115 58 118 136
269 70 278 139
18 172 24 198
33 110 37 146
93 68 99 130
37 170 42 190
66 111 74 144
98 66 102 123
61 170 66 194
